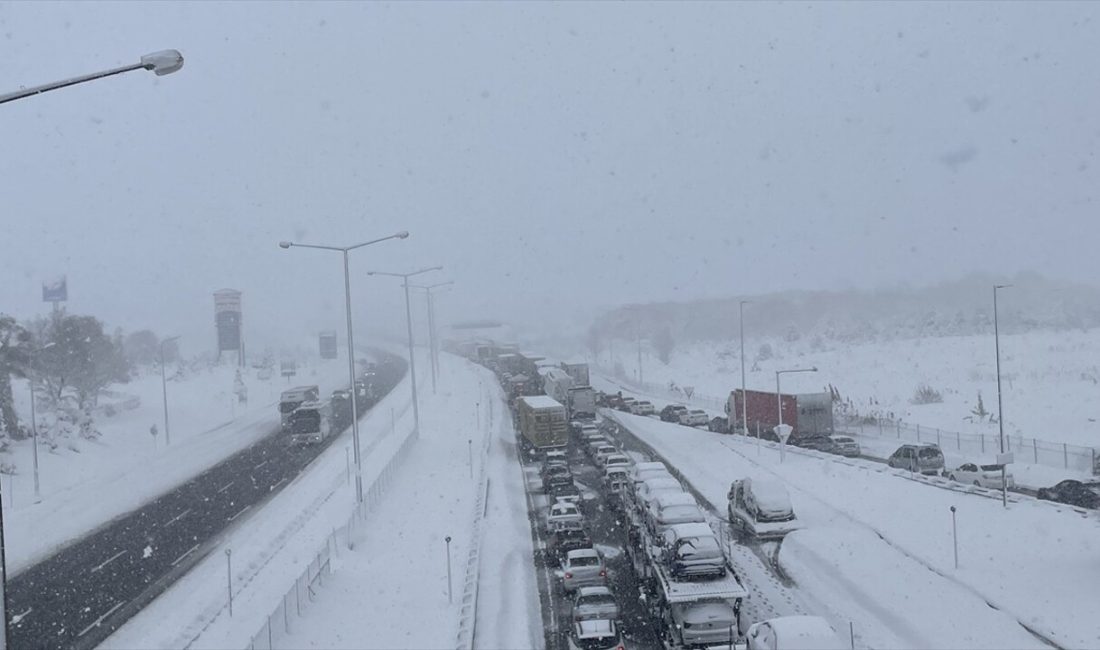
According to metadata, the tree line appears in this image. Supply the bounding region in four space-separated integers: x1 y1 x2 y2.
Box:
0 311 178 450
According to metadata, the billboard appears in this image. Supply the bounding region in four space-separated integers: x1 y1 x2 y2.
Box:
319 331 338 359
213 289 243 364
42 276 67 302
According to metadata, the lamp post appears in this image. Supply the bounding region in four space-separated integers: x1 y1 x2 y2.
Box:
27 341 56 503
0 50 184 105
367 266 443 435
993 284 1012 508
279 231 409 504
159 336 181 446
739 300 751 439
410 281 454 394
776 367 817 462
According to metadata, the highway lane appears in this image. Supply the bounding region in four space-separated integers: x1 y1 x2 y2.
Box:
514 417 660 650
7 356 406 650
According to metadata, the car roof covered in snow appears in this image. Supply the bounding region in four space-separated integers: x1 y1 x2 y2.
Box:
518 395 564 409
748 479 792 508
567 548 599 560
763 616 845 650
665 522 715 539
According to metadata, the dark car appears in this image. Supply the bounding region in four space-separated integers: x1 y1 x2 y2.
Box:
550 480 582 505
1037 480 1100 509
547 528 593 565
791 434 834 452
660 404 689 423
708 416 729 433
542 463 573 489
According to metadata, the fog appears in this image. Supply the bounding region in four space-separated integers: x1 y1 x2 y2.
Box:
3 2 1099 350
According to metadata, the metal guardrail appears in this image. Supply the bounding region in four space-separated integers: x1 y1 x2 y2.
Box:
245 424 420 650
455 399 495 650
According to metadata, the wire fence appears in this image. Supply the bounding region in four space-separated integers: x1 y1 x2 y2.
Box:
246 424 420 650
839 415 1099 474
595 365 1099 475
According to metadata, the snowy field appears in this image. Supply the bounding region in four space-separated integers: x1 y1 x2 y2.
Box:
105 351 540 649
608 410 1100 650
6 355 349 574
594 328 1100 449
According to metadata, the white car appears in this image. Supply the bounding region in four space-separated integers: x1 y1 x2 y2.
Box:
593 444 619 466
547 501 583 533
746 616 845 650
680 409 709 427
947 462 1015 489
602 453 631 472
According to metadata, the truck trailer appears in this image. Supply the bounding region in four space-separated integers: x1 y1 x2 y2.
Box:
515 395 569 452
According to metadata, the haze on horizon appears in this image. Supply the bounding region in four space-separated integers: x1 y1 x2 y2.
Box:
3 1 1098 350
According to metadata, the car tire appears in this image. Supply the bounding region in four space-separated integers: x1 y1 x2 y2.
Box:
949 474 956 481
974 481 982 487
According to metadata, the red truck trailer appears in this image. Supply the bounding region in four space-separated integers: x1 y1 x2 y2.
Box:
725 389 798 440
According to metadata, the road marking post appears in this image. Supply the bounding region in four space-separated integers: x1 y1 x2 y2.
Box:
226 548 234 616
445 536 453 604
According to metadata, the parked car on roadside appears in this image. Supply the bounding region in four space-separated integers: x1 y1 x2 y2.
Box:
887 443 945 476
708 416 729 433
790 434 834 452
560 548 607 592
660 404 689 422
572 585 621 622
1037 479 1100 509
680 409 709 427
946 462 1014 489
746 616 845 650
827 435 861 457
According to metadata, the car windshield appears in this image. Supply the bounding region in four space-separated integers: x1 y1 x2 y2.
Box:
678 536 720 557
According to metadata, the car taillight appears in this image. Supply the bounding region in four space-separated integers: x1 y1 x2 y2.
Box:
599 569 607 577
564 572 572 579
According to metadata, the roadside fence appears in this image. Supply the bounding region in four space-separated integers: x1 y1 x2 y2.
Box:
596 364 1098 476
245 423 420 650
840 415 1098 475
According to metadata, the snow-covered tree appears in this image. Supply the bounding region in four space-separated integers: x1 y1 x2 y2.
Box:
0 315 32 443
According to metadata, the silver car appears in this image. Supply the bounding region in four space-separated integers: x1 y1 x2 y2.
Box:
828 435 861 457
888 444 945 475
561 548 607 592
572 585 621 621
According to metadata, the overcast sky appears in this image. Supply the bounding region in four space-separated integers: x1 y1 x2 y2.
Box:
2 2 1098 352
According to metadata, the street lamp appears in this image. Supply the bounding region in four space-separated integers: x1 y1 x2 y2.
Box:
27 341 56 503
410 281 454 393
993 284 1013 508
159 336 181 446
367 266 443 434
0 50 184 105
279 231 409 504
776 367 817 462
739 301 751 439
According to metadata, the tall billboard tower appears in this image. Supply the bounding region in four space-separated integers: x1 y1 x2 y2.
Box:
213 289 244 366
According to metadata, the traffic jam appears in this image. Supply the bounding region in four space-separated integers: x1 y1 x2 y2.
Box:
464 343 847 650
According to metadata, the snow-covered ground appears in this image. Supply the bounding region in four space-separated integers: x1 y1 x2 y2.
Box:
106 351 540 649
594 328 1100 449
5 355 350 574
608 410 1100 650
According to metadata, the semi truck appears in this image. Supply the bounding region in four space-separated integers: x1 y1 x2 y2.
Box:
279 385 319 430
515 395 569 452
725 389 834 438
560 361 590 387
624 471 748 646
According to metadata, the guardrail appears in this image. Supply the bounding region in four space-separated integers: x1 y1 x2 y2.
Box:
245 424 420 650
455 398 495 650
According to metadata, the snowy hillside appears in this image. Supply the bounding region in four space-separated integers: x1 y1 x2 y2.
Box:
593 327 1100 451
